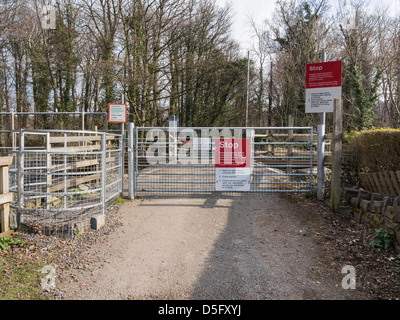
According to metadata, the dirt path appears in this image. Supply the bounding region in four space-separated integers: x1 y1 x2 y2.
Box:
59 194 363 300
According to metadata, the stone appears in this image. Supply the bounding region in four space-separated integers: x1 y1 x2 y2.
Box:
353 209 362 222
383 217 397 230
357 190 372 203
395 228 400 245
91 214 106 231
79 184 90 191
350 197 358 207
383 206 394 219
361 212 372 225
371 213 383 225
371 201 383 214
371 193 385 202
360 199 371 212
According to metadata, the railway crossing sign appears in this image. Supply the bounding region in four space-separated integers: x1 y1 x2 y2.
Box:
215 138 251 192
305 61 342 113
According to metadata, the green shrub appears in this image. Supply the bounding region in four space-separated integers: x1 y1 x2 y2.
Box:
369 228 396 252
347 128 400 173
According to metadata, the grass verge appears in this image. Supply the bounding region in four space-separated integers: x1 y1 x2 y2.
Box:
0 234 52 300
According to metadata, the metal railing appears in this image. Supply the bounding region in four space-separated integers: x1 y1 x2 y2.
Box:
0 112 108 155
131 126 314 197
9 129 123 238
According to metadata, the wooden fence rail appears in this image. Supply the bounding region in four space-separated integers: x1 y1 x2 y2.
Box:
0 156 14 234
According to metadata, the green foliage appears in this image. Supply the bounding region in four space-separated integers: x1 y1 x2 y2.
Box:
0 234 23 252
115 195 126 205
349 63 382 131
273 0 323 126
346 128 400 173
369 228 396 252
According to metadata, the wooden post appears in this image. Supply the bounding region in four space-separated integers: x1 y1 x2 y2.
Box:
331 99 343 212
0 156 14 233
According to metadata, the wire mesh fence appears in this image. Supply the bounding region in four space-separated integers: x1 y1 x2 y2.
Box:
9 130 123 238
134 127 314 198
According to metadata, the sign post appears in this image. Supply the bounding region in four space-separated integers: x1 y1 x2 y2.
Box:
306 55 342 201
305 59 342 114
215 139 251 192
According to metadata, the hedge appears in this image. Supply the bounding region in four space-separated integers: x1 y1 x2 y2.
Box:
346 128 400 173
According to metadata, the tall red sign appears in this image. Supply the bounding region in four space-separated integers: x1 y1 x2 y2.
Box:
305 61 342 113
306 61 342 89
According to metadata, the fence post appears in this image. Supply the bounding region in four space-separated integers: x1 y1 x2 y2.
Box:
11 112 15 151
287 115 294 174
119 131 124 197
331 99 343 212
46 133 51 210
17 130 24 223
101 133 106 215
317 122 325 200
128 122 135 200
246 129 255 169
0 156 14 233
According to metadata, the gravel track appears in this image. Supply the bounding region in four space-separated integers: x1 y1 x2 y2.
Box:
58 194 362 300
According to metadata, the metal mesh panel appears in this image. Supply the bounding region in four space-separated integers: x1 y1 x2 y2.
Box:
134 127 314 198
9 130 123 238
105 133 124 202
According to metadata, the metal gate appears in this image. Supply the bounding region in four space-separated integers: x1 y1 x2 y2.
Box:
128 126 314 198
9 129 123 237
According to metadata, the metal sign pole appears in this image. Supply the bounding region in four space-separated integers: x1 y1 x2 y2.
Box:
317 52 327 200
128 122 135 200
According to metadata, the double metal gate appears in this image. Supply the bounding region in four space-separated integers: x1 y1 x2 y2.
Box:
7 125 314 236
128 126 314 198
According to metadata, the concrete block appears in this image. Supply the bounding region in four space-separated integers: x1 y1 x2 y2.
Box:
91 214 106 231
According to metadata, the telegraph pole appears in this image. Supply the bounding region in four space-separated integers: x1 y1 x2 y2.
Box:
245 50 250 127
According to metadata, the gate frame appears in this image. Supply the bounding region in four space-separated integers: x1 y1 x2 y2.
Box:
10 129 124 235
127 124 314 199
